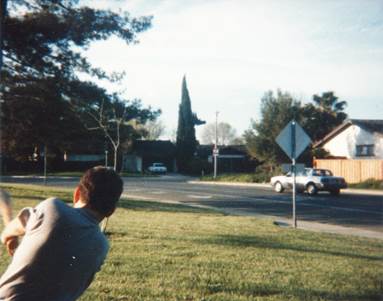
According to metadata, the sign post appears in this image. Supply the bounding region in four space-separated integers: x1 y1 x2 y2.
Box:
213 147 219 178
213 111 219 179
291 121 296 228
276 120 311 228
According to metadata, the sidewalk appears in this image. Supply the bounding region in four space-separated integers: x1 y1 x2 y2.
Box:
188 180 383 195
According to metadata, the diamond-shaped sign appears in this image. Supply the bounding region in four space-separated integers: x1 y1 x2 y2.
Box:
276 120 311 160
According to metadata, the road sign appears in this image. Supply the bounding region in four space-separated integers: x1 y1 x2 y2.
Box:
276 120 311 229
213 148 219 156
276 120 311 160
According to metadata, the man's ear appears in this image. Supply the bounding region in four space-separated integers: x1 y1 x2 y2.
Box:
73 186 81 204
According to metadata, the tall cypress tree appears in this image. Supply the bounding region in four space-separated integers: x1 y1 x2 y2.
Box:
176 76 204 172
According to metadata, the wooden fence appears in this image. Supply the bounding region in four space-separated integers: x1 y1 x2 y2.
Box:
313 159 383 184
313 159 383 183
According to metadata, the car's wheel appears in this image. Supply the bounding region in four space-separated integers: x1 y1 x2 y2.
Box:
306 183 318 195
330 188 340 196
274 182 284 193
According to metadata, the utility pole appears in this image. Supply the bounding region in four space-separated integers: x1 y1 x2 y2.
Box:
213 111 219 179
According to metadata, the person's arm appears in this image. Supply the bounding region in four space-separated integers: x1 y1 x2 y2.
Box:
0 189 12 226
1 209 31 256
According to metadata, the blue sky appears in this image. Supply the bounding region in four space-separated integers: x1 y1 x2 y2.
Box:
84 0 383 140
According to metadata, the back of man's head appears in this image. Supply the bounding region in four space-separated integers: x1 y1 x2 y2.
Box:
78 166 123 217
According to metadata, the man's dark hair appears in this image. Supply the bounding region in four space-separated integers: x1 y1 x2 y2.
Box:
78 166 123 217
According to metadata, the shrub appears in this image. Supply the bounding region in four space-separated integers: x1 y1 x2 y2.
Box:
349 178 383 190
184 158 213 176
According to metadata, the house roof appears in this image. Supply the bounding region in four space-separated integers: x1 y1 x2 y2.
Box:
196 144 249 158
352 119 383 133
313 119 383 148
133 140 176 156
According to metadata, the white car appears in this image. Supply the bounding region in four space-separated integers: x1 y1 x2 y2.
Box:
270 168 347 196
147 162 167 174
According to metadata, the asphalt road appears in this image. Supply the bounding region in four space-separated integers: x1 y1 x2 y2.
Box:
2 174 383 234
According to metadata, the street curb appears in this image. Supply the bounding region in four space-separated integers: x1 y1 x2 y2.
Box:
188 180 383 196
188 180 272 189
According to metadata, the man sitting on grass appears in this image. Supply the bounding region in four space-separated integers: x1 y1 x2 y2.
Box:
0 166 123 301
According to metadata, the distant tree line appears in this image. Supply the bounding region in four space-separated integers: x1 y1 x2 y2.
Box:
200 122 243 146
174 77 347 174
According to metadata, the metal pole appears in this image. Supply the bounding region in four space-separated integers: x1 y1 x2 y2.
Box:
215 111 218 146
105 150 108 167
213 153 217 179
213 111 219 179
292 158 297 228
291 121 297 228
43 145 47 185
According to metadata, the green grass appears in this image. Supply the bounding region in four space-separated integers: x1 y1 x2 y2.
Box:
201 173 270 183
349 179 383 190
0 184 382 300
119 172 158 178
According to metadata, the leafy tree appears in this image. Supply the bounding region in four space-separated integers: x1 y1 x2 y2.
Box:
1 0 152 164
245 90 348 168
0 0 7 69
200 122 239 145
244 90 302 168
176 76 205 172
301 91 347 142
2 77 87 161
4 0 151 80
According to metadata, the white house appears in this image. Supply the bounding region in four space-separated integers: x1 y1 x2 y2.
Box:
313 119 383 159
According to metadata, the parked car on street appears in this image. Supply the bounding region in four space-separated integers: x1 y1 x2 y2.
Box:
147 162 167 174
270 168 347 196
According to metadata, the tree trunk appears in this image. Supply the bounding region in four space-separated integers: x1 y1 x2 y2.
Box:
113 146 118 171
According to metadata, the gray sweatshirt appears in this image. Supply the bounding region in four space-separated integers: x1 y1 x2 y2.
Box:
0 198 109 301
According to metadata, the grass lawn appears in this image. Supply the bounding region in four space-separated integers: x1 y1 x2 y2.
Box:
0 184 382 300
201 173 269 183
348 179 383 190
